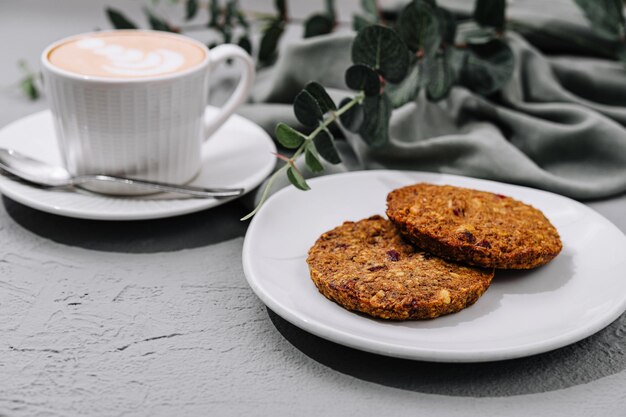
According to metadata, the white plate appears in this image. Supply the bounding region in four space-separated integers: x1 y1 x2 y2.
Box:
0 109 276 220
242 170 626 362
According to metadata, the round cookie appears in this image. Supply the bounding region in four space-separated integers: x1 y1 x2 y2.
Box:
386 183 562 269
306 215 494 320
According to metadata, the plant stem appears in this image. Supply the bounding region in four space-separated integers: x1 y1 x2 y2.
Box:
240 92 365 221
239 165 287 221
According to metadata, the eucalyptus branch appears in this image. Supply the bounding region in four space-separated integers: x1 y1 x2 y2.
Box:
241 92 365 221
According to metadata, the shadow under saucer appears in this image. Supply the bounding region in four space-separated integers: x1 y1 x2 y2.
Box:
3 195 249 253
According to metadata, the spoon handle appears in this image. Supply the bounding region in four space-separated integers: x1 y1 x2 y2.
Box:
72 175 244 198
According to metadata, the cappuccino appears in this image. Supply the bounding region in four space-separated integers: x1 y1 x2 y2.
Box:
42 30 254 195
47 30 207 79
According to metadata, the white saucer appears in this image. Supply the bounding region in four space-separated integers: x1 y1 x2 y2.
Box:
0 109 276 220
242 170 626 362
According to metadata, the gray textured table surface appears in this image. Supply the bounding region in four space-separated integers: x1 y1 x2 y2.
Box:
1 1 626 416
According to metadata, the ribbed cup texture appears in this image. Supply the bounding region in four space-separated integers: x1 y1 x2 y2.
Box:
44 69 208 195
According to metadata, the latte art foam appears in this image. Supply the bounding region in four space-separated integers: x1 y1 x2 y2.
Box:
48 31 206 79
76 38 185 76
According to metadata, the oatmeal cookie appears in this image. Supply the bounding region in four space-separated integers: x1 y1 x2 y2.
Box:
386 183 562 269
306 215 494 320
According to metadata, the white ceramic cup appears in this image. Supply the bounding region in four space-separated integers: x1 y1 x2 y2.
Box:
41 30 255 195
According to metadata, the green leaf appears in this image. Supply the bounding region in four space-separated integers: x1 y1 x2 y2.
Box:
304 14 334 38
144 8 173 32
325 0 336 21
293 90 324 127
185 0 198 20
314 129 342 164
353 14 375 32
573 0 625 40
436 7 456 45
473 0 506 31
275 0 288 20
338 98 364 132
259 19 284 64
220 24 233 43
425 50 455 101
208 0 220 28
287 166 311 191
305 82 337 113
386 63 420 108
358 93 392 147
351 25 410 83
447 46 467 79
305 144 324 173
17 61 40 100
458 39 514 95
345 64 380 96
224 0 237 25
236 10 250 28
20 77 39 100
396 0 440 55
275 123 305 149
237 36 252 55
106 7 138 29
361 0 377 15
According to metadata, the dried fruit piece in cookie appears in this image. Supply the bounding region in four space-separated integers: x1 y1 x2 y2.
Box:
386 183 562 269
306 215 494 320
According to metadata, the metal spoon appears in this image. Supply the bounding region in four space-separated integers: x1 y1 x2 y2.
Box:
0 149 244 198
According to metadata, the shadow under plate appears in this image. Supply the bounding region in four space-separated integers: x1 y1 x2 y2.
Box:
269 308 626 397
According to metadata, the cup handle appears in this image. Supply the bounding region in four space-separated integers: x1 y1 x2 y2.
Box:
204 44 255 140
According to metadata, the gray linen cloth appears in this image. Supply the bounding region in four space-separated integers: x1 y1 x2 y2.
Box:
236 0 626 202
